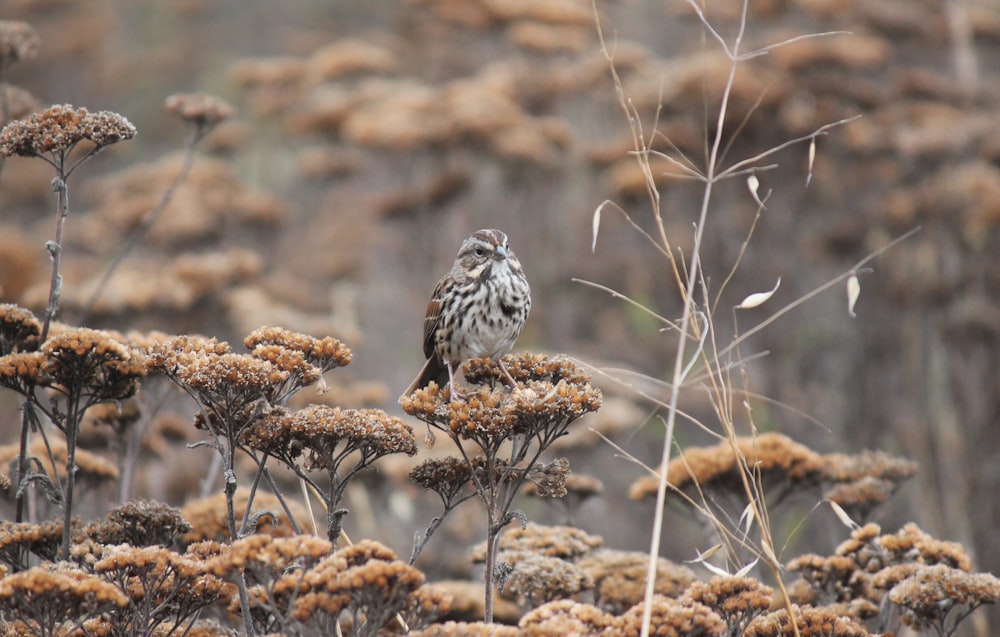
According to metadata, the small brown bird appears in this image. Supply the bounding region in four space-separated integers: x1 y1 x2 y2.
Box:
405 229 531 396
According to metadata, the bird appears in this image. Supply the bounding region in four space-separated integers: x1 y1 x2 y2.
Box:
404 229 531 397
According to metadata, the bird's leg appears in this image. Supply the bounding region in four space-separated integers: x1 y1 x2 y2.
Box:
446 361 466 400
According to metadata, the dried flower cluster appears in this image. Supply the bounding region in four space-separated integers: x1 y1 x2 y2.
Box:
577 549 697 614
41 327 146 403
242 404 416 542
629 433 917 523
204 536 445 636
79 499 191 548
0 519 67 571
401 354 601 622
629 433 825 505
0 303 41 354
818 450 918 521
785 521 1000 635
497 550 593 608
0 21 40 70
94 543 233 635
0 563 129 636
0 104 136 158
181 488 307 544
403 355 600 438
146 328 350 437
165 92 234 130
683 576 773 635
518 599 617 634
0 321 146 404
616 594 727 637
473 523 603 562
744 604 871 637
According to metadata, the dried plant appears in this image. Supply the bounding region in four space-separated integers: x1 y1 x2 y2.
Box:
78 499 191 549
582 1 926 633
180 488 307 545
144 328 352 636
744 605 872 637
241 404 417 543
888 564 1000 637
518 599 617 635
82 93 235 318
0 518 68 572
0 320 146 559
785 521 998 634
0 105 135 341
629 432 826 515
205 536 429 637
401 353 601 621
0 20 40 185
205 533 333 635
576 549 696 614
523 470 603 523
683 576 774 637
0 563 129 637
496 551 593 609
616 594 727 637
408 621 519 637
93 544 233 637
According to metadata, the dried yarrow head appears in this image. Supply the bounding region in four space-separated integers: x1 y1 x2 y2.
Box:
79 499 191 548
888 564 1000 633
244 327 351 399
629 432 825 504
518 599 617 634
204 533 333 581
242 404 417 471
156 347 287 436
290 540 425 632
0 519 66 570
472 523 602 563
0 304 41 354
876 522 972 571
499 551 594 608
401 356 601 445
0 104 136 158
245 326 352 371
576 549 696 614
617 595 727 637
683 576 774 634
40 327 146 402
1 85 39 123
93 544 232 614
0 563 128 634
744 604 872 637
463 352 592 386
165 92 234 130
0 351 45 394
525 456 570 498
0 21 39 69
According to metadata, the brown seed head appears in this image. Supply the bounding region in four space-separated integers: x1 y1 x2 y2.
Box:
0 21 40 68
0 104 135 157
165 92 234 129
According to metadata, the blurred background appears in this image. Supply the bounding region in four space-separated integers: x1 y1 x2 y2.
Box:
1 0 999 629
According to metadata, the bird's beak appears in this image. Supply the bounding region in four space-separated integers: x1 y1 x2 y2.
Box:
494 245 508 260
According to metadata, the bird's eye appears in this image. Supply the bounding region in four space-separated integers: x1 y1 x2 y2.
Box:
474 247 486 256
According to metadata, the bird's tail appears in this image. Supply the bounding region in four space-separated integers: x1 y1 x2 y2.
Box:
402 356 449 397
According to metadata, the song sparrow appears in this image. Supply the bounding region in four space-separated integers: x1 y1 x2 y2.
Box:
405 229 531 396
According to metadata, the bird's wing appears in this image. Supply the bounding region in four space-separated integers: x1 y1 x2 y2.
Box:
422 275 448 360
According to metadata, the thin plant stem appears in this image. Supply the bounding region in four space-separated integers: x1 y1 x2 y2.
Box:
59 388 81 560
40 170 69 343
81 127 202 320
